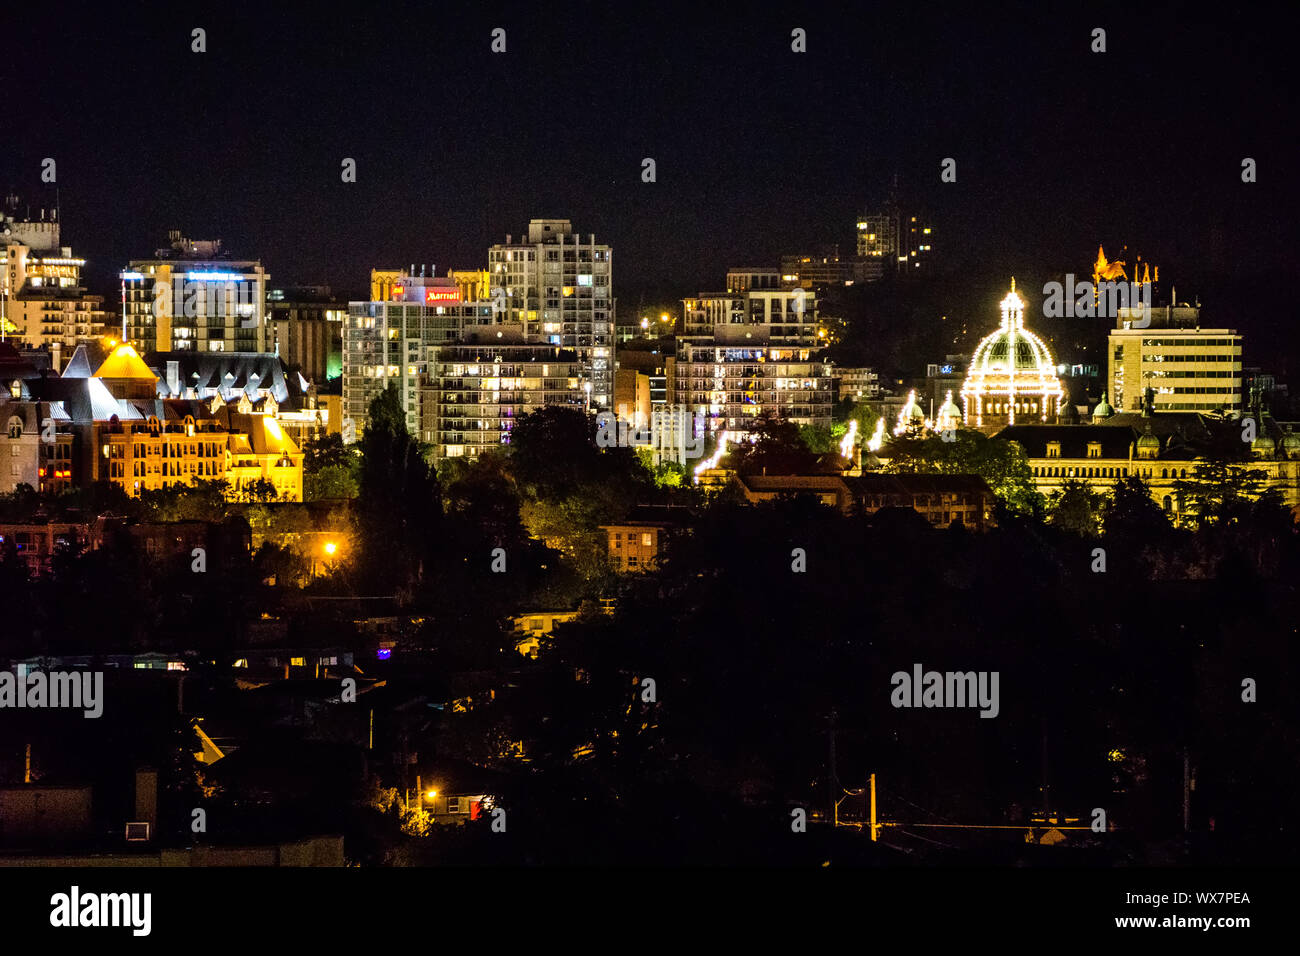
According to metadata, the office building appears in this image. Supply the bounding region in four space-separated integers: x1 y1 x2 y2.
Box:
1107 301 1242 415
268 286 346 385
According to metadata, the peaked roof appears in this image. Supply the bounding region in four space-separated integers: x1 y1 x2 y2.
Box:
144 351 289 404
28 376 124 422
61 345 94 379
94 344 158 381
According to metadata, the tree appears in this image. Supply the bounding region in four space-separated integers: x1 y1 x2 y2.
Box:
141 479 231 522
727 416 820 475
1174 460 1269 530
884 429 1043 516
1102 475 1172 540
1047 479 1106 537
304 433 360 500
356 384 442 595
509 406 607 498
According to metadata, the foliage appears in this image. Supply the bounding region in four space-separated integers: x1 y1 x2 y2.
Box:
1047 479 1106 537
356 383 442 596
727 416 820 475
884 429 1044 516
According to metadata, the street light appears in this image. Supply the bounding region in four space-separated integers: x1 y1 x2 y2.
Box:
324 541 337 556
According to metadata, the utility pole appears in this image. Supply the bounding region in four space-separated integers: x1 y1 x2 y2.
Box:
869 773 878 842
827 710 838 825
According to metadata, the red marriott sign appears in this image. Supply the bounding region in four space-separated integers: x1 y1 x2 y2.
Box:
425 288 461 303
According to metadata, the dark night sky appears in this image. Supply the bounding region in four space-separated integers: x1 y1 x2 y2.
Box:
3 1 1297 307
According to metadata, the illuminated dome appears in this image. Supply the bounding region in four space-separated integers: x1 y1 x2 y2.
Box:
960 279 1064 427
894 389 928 436
936 390 962 431
1093 392 1114 419
1283 425 1300 458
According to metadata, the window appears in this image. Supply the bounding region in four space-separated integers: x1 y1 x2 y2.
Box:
290 656 305 667
447 797 462 813
641 532 653 546
1046 442 1060 458
1087 443 1101 458
6 417 22 439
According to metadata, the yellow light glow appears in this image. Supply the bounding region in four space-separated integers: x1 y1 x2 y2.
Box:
695 430 736 477
839 419 858 458
425 790 438 800
324 541 337 556
866 416 886 452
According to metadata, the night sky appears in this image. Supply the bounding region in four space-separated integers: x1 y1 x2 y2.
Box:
4 2 1296 306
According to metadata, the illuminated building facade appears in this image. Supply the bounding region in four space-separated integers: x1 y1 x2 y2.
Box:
834 366 881 403
779 247 873 289
11 343 302 500
676 277 832 435
345 275 494 435
268 287 346 385
0 401 73 494
420 339 586 459
856 214 897 261
1000 410 1300 524
488 220 613 409
961 280 1064 429
855 209 933 276
1 202 106 348
1107 322 1242 415
725 268 782 292
120 233 269 353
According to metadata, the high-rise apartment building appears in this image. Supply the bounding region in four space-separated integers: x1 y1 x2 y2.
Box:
675 280 832 434
856 206 934 276
120 232 269 354
487 219 613 408
421 334 587 459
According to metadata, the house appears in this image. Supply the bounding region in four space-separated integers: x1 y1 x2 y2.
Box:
600 504 694 572
511 610 579 658
409 759 510 826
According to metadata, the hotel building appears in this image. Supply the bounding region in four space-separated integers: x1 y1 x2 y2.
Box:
6 343 302 501
120 233 269 354
1 203 106 349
